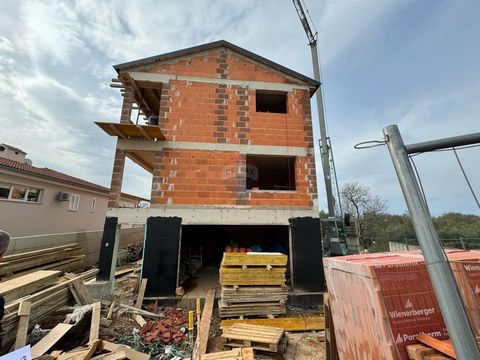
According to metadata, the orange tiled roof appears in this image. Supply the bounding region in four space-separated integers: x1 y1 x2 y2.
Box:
0 156 109 193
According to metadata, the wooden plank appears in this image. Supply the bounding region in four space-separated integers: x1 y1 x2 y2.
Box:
133 314 146 327
106 300 116 320
99 341 149 360
89 302 101 343
14 301 31 350
221 253 288 266
222 317 325 332
202 348 243 359
1 244 80 262
406 344 441 360
241 347 254 360
0 270 60 302
199 289 216 356
31 323 73 358
416 335 456 359
135 279 148 309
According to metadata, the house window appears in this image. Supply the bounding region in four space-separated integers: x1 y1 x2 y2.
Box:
0 183 10 199
0 183 41 202
246 155 296 191
69 194 80 211
256 90 287 114
91 197 96 212
26 188 41 202
10 186 27 200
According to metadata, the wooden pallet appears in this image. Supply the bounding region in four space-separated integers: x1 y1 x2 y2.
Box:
202 347 254 360
222 324 286 354
218 300 286 318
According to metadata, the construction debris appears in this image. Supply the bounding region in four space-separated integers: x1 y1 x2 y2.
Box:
139 307 187 344
218 252 288 318
0 268 97 352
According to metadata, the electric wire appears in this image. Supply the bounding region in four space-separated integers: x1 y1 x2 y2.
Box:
452 147 480 210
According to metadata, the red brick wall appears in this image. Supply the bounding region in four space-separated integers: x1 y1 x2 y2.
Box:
142 48 314 148
150 149 317 207
136 47 317 208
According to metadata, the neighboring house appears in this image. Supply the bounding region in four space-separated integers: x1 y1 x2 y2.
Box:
0 143 148 261
96 40 324 297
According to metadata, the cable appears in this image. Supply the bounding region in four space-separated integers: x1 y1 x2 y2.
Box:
408 155 431 213
354 140 387 149
452 147 480 210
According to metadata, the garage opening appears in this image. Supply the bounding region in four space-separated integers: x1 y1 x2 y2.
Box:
178 225 290 297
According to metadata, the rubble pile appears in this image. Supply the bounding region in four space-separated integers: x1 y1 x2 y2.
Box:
140 307 187 344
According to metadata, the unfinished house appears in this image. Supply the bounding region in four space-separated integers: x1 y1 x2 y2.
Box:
96 41 324 300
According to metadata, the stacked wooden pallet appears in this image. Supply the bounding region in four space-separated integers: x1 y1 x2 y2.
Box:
222 324 287 355
218 252 287 318
0 268 98 353
0 244 85 280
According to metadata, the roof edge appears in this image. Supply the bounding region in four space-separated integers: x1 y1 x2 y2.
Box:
113 40 320 91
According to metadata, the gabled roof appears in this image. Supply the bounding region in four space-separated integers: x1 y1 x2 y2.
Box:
0 157 149 201
114 40 320 90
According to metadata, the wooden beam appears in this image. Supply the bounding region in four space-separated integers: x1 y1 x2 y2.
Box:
416 335 456 359
106 300 116 320
14 301 31 350
109 125 126 139
126 152 154 173
31 323 73 358
199 289 216 356
135 126 152 141
89 302 101 344
135 279 148 309
221 316 325 332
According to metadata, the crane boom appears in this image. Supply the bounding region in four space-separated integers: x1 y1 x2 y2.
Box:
292 0 336 217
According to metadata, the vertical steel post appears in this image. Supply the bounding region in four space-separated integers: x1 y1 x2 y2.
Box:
310 43 335 217
383 124 479 359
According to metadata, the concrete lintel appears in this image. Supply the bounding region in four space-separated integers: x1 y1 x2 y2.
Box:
117 139 314 157
129 71 310 92
107 206 319 225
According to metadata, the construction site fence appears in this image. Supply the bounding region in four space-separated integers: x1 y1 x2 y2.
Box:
359 237 480 254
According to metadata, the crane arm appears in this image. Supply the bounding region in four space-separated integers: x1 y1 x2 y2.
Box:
292 0 317 46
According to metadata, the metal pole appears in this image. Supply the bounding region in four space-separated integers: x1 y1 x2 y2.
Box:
405 132 480 154
383 124 479 359
310 43 335 217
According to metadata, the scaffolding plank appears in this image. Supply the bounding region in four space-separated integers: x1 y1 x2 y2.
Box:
199 289 216 356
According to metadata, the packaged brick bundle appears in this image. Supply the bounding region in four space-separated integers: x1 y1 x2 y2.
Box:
324 250 480 360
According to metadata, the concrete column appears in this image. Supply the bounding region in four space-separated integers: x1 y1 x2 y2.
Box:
107 84 135 208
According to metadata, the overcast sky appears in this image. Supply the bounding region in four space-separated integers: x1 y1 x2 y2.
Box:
0 0 479 216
